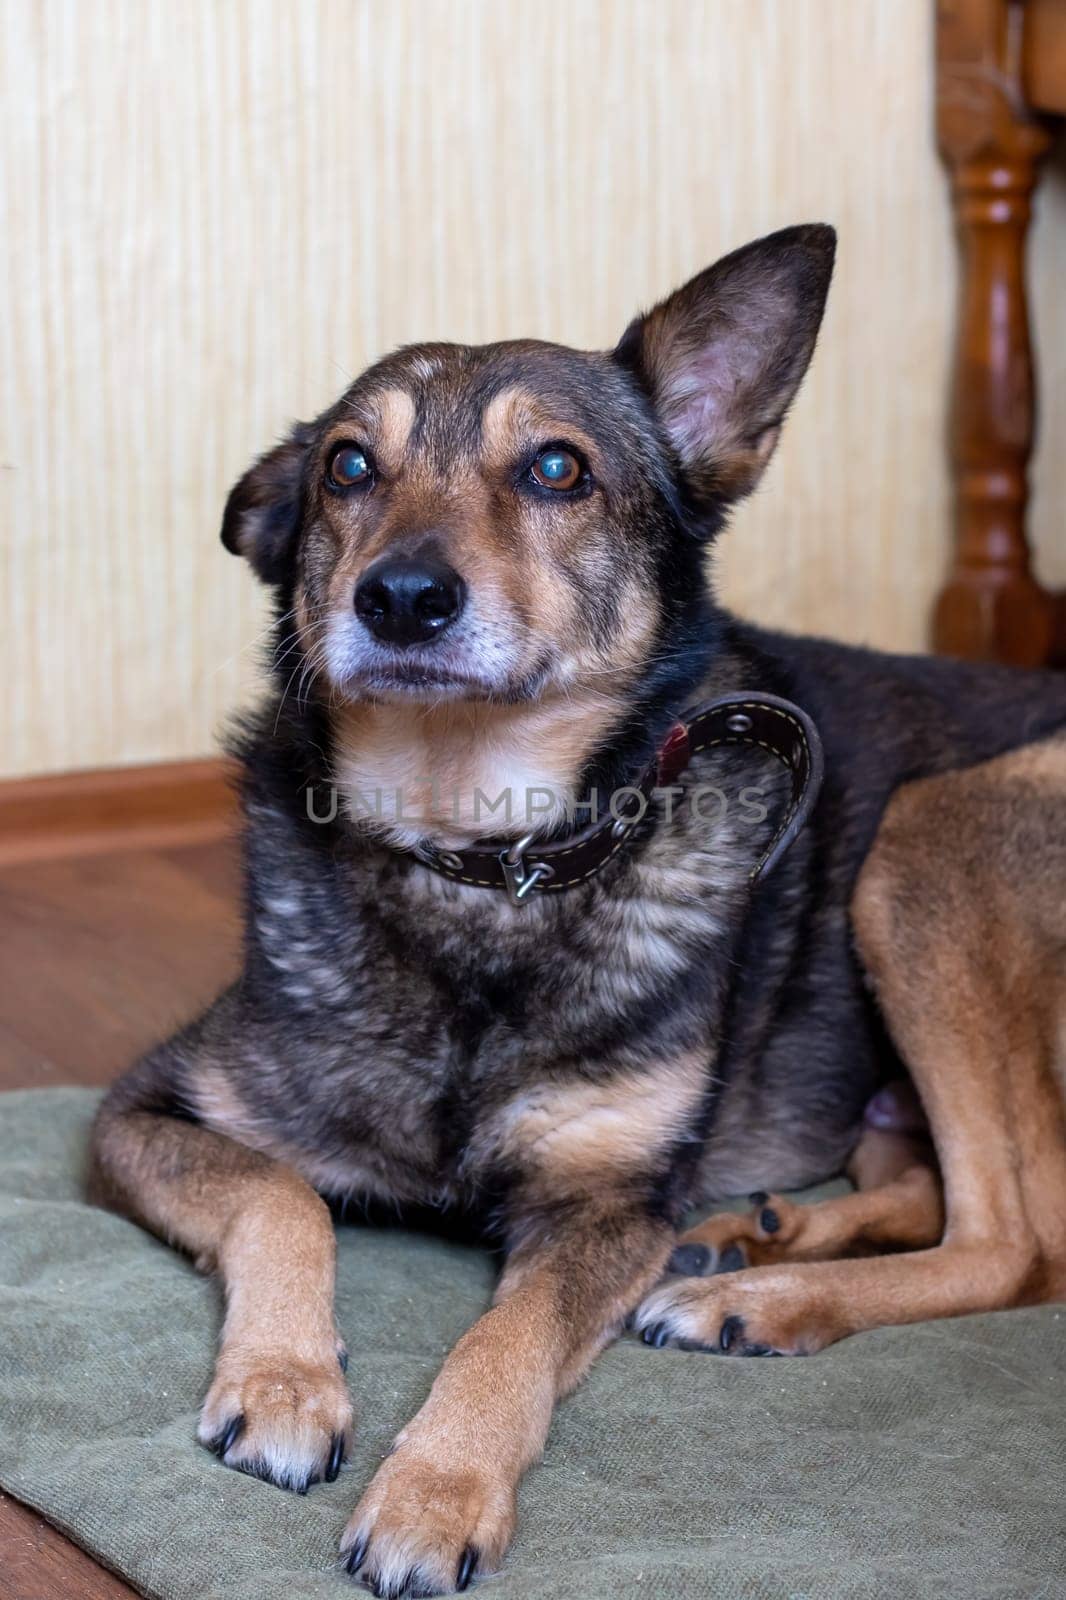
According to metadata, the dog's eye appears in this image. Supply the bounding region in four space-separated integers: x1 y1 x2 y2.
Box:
529 448 583 492
327 443 373 491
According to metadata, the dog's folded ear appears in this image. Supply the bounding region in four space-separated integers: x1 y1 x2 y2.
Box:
220 422 315 584
615 223 835 522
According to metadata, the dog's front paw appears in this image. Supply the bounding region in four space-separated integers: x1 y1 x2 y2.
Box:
198 1341 353 1493
633 1267 830 1356
340 1446 515 1597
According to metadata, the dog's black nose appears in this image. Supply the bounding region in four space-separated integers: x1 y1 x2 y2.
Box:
354 554 466 647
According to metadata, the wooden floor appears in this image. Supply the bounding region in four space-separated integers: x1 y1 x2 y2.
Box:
0 836 242 1600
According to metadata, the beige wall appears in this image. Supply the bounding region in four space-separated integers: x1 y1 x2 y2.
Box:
2 0 1064 780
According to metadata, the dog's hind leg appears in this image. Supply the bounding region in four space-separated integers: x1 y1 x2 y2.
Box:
90 1033 353 1491
668 1124 944 1277
635 736 1066 1354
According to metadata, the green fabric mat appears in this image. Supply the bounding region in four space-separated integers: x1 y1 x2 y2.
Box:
0 1088 1064 1600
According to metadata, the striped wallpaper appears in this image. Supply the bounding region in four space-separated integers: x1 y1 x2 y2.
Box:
2 0 1064 777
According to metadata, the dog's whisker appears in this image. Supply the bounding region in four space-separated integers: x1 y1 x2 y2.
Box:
211 608 300 679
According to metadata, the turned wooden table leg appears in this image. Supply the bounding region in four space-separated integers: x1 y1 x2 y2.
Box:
933 0 1056 666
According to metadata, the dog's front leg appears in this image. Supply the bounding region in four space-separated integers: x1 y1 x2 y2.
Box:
341 1194 673 1595
91 1057 353 1492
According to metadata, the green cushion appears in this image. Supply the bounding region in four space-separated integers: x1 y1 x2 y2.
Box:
0 1088 1063 1599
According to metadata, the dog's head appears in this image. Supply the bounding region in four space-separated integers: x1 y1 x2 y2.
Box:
223 225 834 720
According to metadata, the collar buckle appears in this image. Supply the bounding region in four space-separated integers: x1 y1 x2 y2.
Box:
499 834 556 907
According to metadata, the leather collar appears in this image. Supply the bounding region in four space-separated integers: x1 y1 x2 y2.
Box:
406 691 824 907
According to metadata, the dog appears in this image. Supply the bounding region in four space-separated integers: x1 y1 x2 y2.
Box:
91 224 1066 1597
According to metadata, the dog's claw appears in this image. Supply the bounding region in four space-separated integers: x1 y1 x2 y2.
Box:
337 1346 350 1374
641 1320 671 1348
345 1534 368 1575
216 1413 246 1458
719 1314 744 1352
456 1544 479 1590
326 1432 345 1482
382 1572 418 1600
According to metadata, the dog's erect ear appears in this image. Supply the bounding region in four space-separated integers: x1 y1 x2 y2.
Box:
615 224 835 517
220 422 314 584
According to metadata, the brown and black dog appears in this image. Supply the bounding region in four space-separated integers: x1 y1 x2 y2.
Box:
91 225 1066 1597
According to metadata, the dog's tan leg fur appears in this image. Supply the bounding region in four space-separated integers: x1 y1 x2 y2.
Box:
341 1199 673 1593
636 737 1066 1354
90 1099 353 1488
670 1128 943 1274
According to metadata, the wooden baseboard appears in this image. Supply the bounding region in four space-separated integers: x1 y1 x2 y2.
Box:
0 758 239 867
